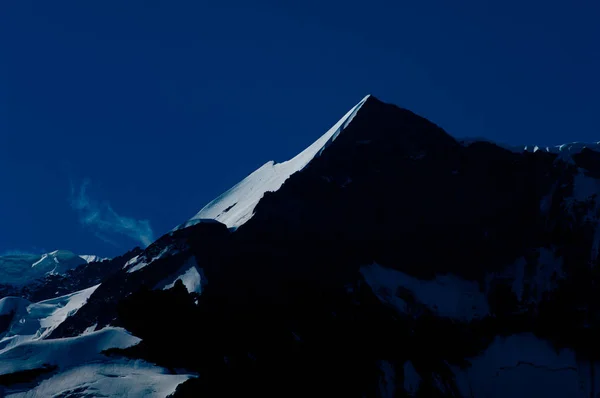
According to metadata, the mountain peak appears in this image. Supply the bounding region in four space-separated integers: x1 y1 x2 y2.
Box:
178 95 373 230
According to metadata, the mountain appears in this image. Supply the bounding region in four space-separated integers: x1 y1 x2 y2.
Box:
3 95 600 397
177 95 371 230
0 250 109 287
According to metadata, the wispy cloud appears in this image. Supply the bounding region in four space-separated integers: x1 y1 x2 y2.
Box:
69 179 154 248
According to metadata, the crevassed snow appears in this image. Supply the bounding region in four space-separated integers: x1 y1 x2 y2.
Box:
0 284 99 353
155 256 203 294
0 327 191 398
179 95 371 230
0 301 192 397
453 334 581 398
0 327 139 375
7 361 192 398
360 263 489 321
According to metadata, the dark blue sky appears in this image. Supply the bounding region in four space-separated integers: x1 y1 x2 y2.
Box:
1 1 599 257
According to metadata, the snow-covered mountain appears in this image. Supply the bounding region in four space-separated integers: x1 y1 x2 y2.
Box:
177 94 371 230
4 95 600 397
0 250 108 287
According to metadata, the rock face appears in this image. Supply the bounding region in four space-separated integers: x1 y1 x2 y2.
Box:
4 95 600 397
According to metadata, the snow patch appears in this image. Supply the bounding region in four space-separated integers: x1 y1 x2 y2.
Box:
163 266 202 294
126 246 172 273
453 334 581 398
155 257 203 294
127 259 149 273
123 254 140 269
565 169 600 263
0 327 139 375
0 327 190 398
360 263 489 321
6 361 192 398
82 323 98 335
572 169 600 201
532 248 564 300
0 304 192 397
492 248 563 305
403 361 421 396
378 360 396 398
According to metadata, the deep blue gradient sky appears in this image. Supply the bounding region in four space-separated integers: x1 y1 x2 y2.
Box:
1 1 599 257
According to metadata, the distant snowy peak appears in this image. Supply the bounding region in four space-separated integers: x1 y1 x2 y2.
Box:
0 250 107 287
79 254 109 264
179 94 372 230
460 137 600 156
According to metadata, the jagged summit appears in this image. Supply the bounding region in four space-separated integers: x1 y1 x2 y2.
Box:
181 94 599 234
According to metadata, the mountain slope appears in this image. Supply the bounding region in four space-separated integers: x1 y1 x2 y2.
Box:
0 284 99 353
5 95 600 397
0 327 190 397
178 94 371 230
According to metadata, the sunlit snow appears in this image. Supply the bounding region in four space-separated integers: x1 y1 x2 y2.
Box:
179 95 371 230
155 256 203 294
0 289 192 397
7 361 192 398
0 327 190 397
0 284 100 353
